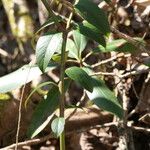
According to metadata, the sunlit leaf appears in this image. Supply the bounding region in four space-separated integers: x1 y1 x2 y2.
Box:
83 68 123 119
66 38 79 60
66 67 123 118
0 93 10 101
72 30 87 60
86 78 123 119
0 64 56 93
66 32 87 60
36 32 63 72
51 117 65 137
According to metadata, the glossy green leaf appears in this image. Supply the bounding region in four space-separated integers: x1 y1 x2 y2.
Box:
86 78 123 119
0 64 56 93
77 21 106 46
75 0 110 36
36 32 63 72
27 85 60 138
83 68 123 119
65 67 93 92
51 117 65 138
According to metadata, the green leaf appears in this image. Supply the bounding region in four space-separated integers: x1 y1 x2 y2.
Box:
27 79 70 138
77 21 106 46
0 64 56 93
94 38 146 53
72 30 87 59
65 67 93 92
36 32 63 72
25 81 57 108
27 85 60 138
66 38 79 60
75 0 110 36
0 93 10 101
73 30 87 52
66 67 123 118
85 76 123 119
51 117 65 138
66 30 87 61
52 51 68 63
95 41 136 53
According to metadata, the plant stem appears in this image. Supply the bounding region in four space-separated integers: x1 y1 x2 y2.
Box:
60 33 67 116
59 11 73 150
59 32 68 150
40 1 74 149
60 130 65 150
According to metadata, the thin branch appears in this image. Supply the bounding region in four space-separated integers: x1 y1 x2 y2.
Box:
57 0 74 11
90 66 150 80
1 134 52 150
128 72 150 117
131 126 150 134
15 63 32 150
82 51 93 62
120 68 150 78
91 72 116 77
91 53 130 68
66 59 79 64
111 26 140 46
2 122 149 150
0 48 11 58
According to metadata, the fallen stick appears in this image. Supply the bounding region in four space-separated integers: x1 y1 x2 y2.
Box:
0 106 113 150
